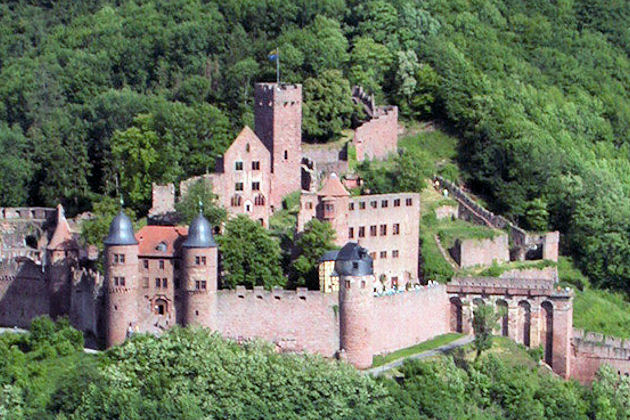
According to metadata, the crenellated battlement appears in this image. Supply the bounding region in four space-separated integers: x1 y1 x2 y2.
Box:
0 207 55 221
221 285 332 302
447 276 570 297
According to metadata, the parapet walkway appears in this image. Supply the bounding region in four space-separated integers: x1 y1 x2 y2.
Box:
367 335 474 376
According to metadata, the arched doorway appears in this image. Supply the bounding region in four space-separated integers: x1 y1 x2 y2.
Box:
541 301 554 366
518 301 531 347
450 297 463 333
496 300 508 337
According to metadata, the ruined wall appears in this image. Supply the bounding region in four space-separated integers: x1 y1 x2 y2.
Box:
353 106 398 161
69 268 104 345
371 285 449 356
435 204 458 220
0 260 49 328
216 286 339 356
149 183 175 215
451 234 509 268
571 329 630 383
499 266 558 281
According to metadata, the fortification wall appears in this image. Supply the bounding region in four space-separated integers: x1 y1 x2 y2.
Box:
0 260 49 328
451 234 509 268
499 266 558 281
69 268 104 344
216 286 339 356
371 285 449 355
353 106 398 161
570 329 630 383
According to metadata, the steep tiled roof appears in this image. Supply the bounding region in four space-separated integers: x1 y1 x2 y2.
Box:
136 225 188 257
318 173 349 197
47 204 76 250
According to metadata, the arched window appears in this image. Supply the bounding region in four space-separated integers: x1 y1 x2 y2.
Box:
450 297 463 333
231 195 242 207
255 194 265 206
518 301 531 347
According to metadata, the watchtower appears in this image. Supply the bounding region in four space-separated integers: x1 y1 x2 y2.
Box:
45 204 77 318
254 83 302 209
182 212 218 329
104 210 139 347
336 242 374 369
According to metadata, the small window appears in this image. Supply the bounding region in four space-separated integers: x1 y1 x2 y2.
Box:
195 280 201 290
155 278 161 288
235 161 243 171
201 256 207 265
120 277 125 286
393 223 400 235
195 256 200 265
380 251 387 259
255 194 265 206
246 143 250 153
345 280 352 288
359 202 366 210
370 200 377 209
113 254 118 264
352 262 359 270
406 198 413 206
370 225 377 236
252 161 260 170
306 202 313 209
358 226 365 238
380 224 387 236
349 227 354 239
119 254 125 263
252 182 260 191
370 252 376 260
231 195 242 207
349 202 354 210
159 260 164 270
235 182 244 191
162 278 168 288
284 150 288 160
201 281 207 290
143 277 149 288
381 200 388 208
394 198 401 207
392 250 399 258
143 259 149 269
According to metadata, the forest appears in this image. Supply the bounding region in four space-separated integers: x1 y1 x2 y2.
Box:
1 0 630 294
1 318 630 419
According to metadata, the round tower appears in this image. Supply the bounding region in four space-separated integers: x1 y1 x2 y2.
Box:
336 242 374 369
182 212 218 329
104 210 139 348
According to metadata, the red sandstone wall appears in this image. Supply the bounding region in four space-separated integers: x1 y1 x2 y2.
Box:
570 330 630 383
453 234 509 268
353 107 398 161
216 286 339 356
0 274 49 328
371 285 449 355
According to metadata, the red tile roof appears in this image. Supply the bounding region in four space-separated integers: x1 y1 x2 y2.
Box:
319 173 349 197
136 225 188 257
47 204 76 250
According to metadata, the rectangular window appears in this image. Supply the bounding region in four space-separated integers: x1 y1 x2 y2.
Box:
143 259 148 269
252 161 260 170
306 202 313 209
380 224 387 236
143 277 149 288
201 256 207 265
195 280 201 290
370 200 377 209
195 256 200 265
394 198 401 207
252 182 260 191
359 201 366 210
358 226 365 238
380 251 387 259
159 260 164 270
201 281 207 290
393 223 400 235
162 278 168 288
113 254 118 264
155 278 161 288
119 254 125 263
406 198 413 206
393 250 399 258
349 227 354 239
235 161 243 171
113 277 118 286
381 200 388 208
349 202 354 210
120 277 125 286
235 182 244 191
370 225 377 236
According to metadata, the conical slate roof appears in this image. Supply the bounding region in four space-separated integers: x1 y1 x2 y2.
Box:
182 213 216 248
104 211 138 246
334 242 373 276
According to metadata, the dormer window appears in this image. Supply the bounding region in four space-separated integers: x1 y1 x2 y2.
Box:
155 242 167 252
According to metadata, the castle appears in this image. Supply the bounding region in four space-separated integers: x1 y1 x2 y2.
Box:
0 82 628 383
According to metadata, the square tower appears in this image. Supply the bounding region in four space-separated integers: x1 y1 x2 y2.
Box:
254 83 302 209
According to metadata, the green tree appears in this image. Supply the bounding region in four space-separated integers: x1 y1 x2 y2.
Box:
291 219 336 289
175 179 227 227
0 123 32 206
81 196 137 256
302 70 356 142
217 215 284 289
472 303 500 361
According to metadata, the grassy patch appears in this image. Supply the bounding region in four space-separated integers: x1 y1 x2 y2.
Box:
437 219 502 249
558 256 590 290
572 288 630 339
372 333 463 367
420 229 454 283
477 259 557 277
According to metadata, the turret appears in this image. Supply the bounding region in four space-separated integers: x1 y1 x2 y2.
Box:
46 204 77 318
104 210 139 347
317 173 350 247
336 242 374 369
182 212 218 328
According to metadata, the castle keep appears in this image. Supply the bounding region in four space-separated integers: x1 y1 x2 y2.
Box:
0 82 628 383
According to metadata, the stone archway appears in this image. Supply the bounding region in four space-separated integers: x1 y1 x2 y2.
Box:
518 300 531 347
496 299 508 337
450 297 463 333
541 301 554 366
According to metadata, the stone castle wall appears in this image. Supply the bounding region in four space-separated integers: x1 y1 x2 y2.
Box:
353 106 398 161
371 285 449 355
570 329 630 383
450 234 510 268
0 260 49 328
216 286 340 356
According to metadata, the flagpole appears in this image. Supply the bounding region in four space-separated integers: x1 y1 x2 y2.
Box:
276 46 280 84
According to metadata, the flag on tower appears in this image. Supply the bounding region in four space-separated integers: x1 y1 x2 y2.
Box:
268 48 279 61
